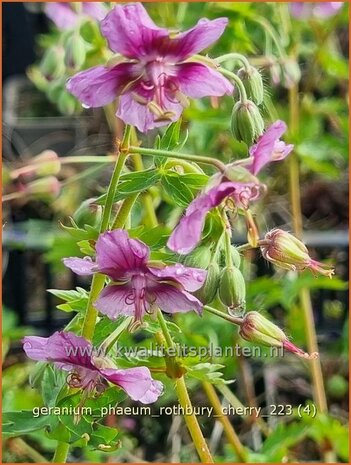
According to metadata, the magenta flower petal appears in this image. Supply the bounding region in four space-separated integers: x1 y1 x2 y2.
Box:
176 62 233 98
63 257 97 276
148 264 207 292
100 3 169 59
66 63 139 109
100 367 163 403
45 3 78 30
167 182 239 254
168 17 229 61
95 230 149 280
152 284 203 315
23 331 95 371
83 2 108 21
248 120 293 175
117 91 183 133
94 284 136 320
290 2 343 18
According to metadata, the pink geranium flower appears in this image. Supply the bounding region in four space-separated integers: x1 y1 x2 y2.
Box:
45 2 107 30
290 2 343 19
23 331 163 404
63 229 206 324
66 3 233 132
167 120 293 254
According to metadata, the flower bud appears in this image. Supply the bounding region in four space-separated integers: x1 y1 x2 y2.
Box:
231 100 264 146
182 245 212 270
239 311 318 359
194 261 220 304
261 229 334 278
25 176 61 201
219 266 246 314
237 66 264 105
64 35 86 70
282 59 301 89
31 150 61 177
58 91 78 115
40 46 65 80
73 198 102 227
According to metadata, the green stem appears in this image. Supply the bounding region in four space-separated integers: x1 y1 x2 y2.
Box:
203 381 247 462
128 146 226 172
204 305 244 325
52 442 69 463
217 67 248 102
60 155 116 164
157 311 213 463
175 377 214 463
81 273 105 341
288 86 328 416
215 53 251 71
250 16 287 59
11 438 48 463
112 193 139 229
81 125 131 340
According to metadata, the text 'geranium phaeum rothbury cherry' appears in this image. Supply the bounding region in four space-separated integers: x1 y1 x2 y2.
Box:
23 331 163 404
66 3 234 132
63 229 206 325
167 120 293 254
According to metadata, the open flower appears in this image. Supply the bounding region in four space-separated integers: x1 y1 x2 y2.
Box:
167 120 293 254
290 2 343 19
63 229 206 324
66 3 233 132
45 2 107 30
23 331 162 403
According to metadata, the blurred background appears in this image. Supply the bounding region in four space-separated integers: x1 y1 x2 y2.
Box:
2 2 349 463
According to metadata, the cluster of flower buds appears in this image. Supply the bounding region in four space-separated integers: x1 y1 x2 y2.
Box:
4 150 61 203
239 311 319 359
261 229 334 278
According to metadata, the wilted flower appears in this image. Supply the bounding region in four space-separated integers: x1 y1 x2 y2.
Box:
167 120 293 254
290 2 343 19
64 229 206 325
23 331 163 403
45 2 107 30
239 311 319 359
66 3 233 132
261 229 334 277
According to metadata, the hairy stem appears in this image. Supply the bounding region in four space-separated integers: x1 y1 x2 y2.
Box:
157 311 213 463
52 442 69 463
203 381 247 462
288 85 328 415
128 146 226 172
204 305 244 325
218 67 248 102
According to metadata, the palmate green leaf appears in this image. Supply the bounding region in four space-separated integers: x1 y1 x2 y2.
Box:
48 287 89 313
3 410 59 436
186 362 233 385
97 170 161 204
161 172 194 207
159 119 189 152
42 366 67 408
135 225 172 250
